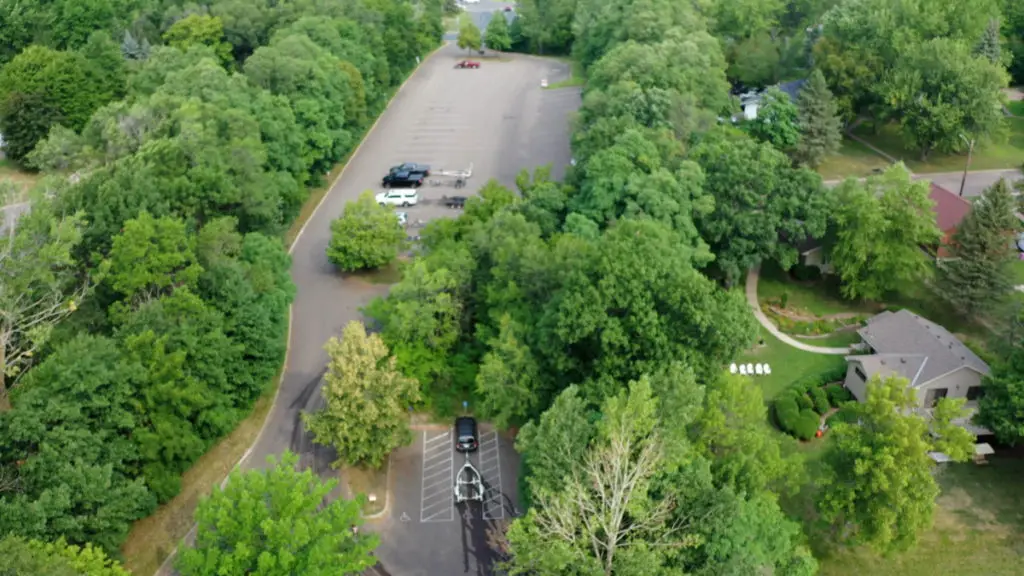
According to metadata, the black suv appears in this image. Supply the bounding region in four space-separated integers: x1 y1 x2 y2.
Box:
389 162 430 175
455 416 478 452
382 170 425 188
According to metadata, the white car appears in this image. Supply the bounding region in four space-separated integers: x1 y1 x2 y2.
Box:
396 211 408 226
376 190 419 207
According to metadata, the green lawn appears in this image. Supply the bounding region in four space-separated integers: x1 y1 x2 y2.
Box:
758 261 879 318
1008 100 1024 117
816 138 891 181
852 119 1024 173
1008 259 1024 286
794 330 863 348
813 455 1024 576
737 327 848 401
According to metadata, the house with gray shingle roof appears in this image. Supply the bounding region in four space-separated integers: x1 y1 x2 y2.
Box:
843 309 991 435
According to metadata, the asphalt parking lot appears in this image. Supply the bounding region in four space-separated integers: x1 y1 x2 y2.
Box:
368 424 520 576
271 38 578 576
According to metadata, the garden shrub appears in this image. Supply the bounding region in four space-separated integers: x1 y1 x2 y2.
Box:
825 384 853 406
793 409 821 440
774 396 801 434
810 386 830 414
794 391 813 411
827 404 860 426
791 263 822 282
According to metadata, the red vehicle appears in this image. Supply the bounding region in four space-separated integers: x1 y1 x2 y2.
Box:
454 60 480 69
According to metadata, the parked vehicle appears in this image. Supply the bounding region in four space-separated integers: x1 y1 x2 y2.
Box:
442 195 467 208
389 162 430 176
376 190 419 207
382 170 425 188
455 416 478 452
454 60 480 69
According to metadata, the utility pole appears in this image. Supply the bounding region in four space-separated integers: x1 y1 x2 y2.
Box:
958 133 975 197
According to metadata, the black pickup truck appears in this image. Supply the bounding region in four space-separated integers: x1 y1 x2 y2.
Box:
441 195 467 208
389 162 430 176
382 170 426 188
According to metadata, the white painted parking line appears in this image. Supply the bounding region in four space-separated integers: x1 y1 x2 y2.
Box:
478 431 504 520
420 429 455 522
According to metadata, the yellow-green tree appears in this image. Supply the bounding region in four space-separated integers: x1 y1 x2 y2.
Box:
817 374 974 553
163 14 234 65
303 321 420 467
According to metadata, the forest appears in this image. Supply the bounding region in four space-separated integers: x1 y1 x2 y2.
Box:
0 0 443 567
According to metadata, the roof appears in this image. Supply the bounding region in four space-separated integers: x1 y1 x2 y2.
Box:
929 183 971 233
777 79 807 101
854 309 989 386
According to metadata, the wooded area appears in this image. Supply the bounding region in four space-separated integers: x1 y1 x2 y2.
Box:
0 0 442 567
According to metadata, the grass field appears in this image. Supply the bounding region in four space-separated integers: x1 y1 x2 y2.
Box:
817 138 891 181
1008 101 1024 117
794 330 862 348
344 461 389 516
758 261 878 318
737 327 848 400
0 158 38 202
852 119 1024 173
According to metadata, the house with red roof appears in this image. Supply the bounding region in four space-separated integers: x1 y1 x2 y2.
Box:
928 183 972 259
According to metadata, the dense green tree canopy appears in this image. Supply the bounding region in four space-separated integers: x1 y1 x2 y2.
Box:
326 191 406 271
177 452 378 576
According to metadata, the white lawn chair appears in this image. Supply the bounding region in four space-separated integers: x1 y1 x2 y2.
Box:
763 364 772 375
729 363 737 374
739 364 748 375
746 363 755 375
755 363 764 375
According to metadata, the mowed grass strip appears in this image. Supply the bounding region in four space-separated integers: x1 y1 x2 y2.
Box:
736 327 848 401
852 119 1024 173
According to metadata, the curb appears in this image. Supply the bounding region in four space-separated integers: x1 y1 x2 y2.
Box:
151 42 446 576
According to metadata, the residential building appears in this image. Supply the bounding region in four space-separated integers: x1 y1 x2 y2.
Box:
843 309 991 435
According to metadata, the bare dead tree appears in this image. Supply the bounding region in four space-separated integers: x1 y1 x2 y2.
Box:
0 201 93 406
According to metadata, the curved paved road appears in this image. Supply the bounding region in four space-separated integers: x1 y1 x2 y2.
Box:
745 265 851 355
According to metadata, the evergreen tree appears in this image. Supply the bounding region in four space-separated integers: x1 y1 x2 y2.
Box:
976 18 1002 64
794 69 842 168
939 179 1020 314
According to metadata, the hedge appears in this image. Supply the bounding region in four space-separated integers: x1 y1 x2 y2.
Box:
825 384 853 406
795 391 813 411
809 386 830 414
793 409 821 440
826 404 860 426
774 395 801 435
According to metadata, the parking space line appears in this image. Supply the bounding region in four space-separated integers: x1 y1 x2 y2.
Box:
478 431 504 520
420 429 455 523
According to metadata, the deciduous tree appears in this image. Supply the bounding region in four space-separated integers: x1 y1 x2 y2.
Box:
176 452 379 576
938 179 1020 314
692 373 804 496
880 38 1007 160
0 200 95 403
107 212 202 308
484 12 512 52
326 191 406 271
977 347 1024 444
457 19 482 53
476 314 539 429
163 14 234 66
794 69 843 168
0 536 129 576
817 374 974 553
828 164 941 301
744 86 800 151
303 321 421 468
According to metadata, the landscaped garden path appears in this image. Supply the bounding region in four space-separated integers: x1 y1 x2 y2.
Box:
745 265 852 355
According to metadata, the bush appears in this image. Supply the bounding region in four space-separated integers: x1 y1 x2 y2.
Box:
827 404 860 426
791 263 823 282
780 291 789 308
774 395 801 434
326 191 406 271
793 409 821 440
810 386 830 414
825 384 853 406
794 391 813 411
